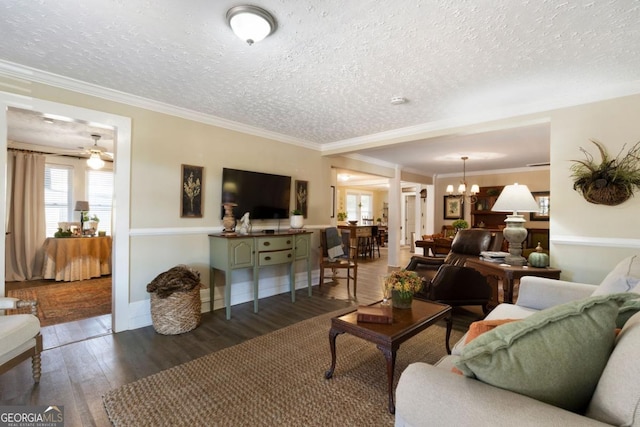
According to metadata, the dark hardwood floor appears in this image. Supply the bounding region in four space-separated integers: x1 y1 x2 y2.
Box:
0 247 482 427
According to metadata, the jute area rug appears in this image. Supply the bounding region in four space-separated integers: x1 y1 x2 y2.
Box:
103 308 465 427
6 277 111 326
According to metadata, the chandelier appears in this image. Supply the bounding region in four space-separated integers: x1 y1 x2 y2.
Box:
445 156 479 203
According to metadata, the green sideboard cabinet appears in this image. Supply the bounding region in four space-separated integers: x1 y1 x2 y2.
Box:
209 231 313 319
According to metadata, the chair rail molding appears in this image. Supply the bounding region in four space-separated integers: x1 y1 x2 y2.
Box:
551 235 640 249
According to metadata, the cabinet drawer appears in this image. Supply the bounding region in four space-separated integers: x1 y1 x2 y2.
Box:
256 236 293 252
355 227 372 237
258 249 293 266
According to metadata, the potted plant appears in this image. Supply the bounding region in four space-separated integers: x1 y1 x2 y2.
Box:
383 270 423 309
570 139 640 205
451 219 469 232
337 211 348 223
290 209 304 229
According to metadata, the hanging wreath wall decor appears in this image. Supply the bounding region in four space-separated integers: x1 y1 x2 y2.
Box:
570 139 640 206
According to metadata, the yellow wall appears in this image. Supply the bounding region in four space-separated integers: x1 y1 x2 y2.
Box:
3 74 640 327
435 168 550 231
548 94 640 283
1 78 328 313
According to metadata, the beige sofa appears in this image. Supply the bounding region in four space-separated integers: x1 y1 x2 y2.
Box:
395 256 640 427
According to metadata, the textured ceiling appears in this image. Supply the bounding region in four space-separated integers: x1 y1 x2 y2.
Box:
2 0 640 175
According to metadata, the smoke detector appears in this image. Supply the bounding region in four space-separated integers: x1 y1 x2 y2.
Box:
390 96 407 105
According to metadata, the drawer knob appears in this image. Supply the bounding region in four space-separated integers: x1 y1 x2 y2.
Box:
264 242 270 246
287 254 292 258
286 240 291 244
265 256 271 261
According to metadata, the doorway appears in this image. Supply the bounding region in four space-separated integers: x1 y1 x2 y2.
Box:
404 194 416 246
1 92 132 332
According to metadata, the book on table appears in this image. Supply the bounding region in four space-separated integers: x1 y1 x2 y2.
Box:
356 305 392 324
480 251 509 263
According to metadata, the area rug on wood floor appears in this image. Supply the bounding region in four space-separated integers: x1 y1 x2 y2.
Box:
7 277 111 326
103 308 464 427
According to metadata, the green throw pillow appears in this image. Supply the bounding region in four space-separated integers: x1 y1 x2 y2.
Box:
454 293 636 413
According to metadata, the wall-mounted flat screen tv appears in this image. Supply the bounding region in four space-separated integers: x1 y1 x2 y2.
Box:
221 168 291 220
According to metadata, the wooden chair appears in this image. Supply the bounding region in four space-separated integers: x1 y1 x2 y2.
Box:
432 237 453 257
319 227 358 296
0 297 43 383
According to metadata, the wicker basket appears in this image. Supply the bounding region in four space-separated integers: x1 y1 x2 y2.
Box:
582 183 632 206
150 285 202 335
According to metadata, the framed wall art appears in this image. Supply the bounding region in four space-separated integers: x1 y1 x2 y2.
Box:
181 164 203 218
443 195 464 220
295 180 308 218
330 185 336 218
530 191 550 221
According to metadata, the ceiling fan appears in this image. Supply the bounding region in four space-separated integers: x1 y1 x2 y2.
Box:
85 134 113 169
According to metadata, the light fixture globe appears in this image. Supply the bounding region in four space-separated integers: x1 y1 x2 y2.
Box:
226 5 276 45
87 152 105 170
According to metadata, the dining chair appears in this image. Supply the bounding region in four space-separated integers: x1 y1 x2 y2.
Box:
319 227 358 296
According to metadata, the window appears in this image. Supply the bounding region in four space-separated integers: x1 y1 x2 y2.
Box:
44 164 72 237
87 169 113 235
346 191 373 222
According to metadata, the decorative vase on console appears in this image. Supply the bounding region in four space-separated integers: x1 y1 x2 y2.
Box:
222 203 237 233
290 210 304 229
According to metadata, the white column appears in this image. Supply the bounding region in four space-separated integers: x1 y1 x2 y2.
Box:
387 166 402 268
425 184 435 236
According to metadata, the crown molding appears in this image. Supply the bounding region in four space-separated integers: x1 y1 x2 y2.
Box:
0 60 320 151
436 165 550 179
4 59 640 157
322 81 640 152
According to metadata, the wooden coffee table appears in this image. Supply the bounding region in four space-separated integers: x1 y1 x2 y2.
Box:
324 299 452 414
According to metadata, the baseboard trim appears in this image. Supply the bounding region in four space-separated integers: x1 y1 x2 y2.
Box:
127 271 319 330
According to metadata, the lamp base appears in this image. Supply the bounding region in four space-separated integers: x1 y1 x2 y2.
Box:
504 254 528 266
502 214 529 266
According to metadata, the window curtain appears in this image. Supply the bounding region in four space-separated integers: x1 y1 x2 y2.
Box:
5 151 46 281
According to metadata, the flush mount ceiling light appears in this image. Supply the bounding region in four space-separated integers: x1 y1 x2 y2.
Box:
226 5 276 45
390 96 407 105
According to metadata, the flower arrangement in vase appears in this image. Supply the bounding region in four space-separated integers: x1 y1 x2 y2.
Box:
383 270 423 309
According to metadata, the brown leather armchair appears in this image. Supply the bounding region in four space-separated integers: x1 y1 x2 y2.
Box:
406 229 495 313
407 229 493 276
414 264 492 314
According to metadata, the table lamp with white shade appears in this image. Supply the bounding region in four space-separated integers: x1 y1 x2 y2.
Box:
491 183 540 266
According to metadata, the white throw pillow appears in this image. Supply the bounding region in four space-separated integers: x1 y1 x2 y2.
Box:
592 255 640 296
